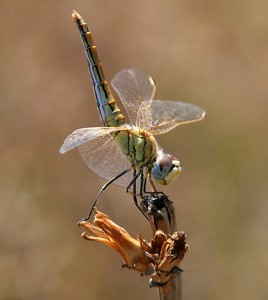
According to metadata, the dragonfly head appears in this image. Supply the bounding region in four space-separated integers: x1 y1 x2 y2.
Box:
152 154 182 185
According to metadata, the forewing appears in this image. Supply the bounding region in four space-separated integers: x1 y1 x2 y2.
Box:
149 100 206 135
60 127 126 154
111 68 156 129
60 127 132 187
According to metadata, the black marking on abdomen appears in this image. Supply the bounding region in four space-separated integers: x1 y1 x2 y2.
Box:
73 12 125 127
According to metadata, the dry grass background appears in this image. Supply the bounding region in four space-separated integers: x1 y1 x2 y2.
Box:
1 0 268 299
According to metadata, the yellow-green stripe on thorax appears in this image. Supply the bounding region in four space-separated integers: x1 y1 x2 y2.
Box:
113 128 158 168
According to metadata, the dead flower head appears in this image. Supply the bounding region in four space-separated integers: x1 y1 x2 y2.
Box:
80 209 188 285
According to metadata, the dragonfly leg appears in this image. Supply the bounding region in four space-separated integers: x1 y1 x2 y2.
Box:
125 169 149 221
143 176 146 194
142 172 167 198
132 168 137 196
133 169 149 221
145 173 167 198
141 169 158 194
125 169 140 194
140 169 144 196
149 172 157 193
78 168 130 224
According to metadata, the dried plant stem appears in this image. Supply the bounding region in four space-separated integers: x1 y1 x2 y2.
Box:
157 276 182 300
141 194 183 300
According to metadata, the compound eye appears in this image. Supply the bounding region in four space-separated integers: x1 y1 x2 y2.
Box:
152 155 173 180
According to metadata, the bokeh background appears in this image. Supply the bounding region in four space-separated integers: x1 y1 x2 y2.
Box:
1 0 268 299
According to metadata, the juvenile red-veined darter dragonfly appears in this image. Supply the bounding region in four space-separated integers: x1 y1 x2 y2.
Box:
60 11 206 222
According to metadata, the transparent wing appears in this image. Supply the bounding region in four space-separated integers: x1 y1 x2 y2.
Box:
148 100 206 135
111 68 156 130
78 134 134 187
60 126 126 154
60 127 133 187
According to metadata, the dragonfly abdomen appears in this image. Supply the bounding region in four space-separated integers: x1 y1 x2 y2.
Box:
72 11 124 127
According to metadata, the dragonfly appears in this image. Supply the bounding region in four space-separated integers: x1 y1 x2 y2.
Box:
60 11 206 222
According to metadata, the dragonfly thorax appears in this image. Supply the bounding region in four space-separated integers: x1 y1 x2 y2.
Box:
114 127 158 168
152 153 182 185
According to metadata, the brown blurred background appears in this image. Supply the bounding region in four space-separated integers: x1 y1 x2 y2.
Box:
1 0 268 299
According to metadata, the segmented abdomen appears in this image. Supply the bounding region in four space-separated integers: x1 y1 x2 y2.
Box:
72 11 125 127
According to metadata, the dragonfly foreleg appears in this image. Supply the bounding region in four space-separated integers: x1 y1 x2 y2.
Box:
143 176 147 194
78 168 130 224
148 172 157 193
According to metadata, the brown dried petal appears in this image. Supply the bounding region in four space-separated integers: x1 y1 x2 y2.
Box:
80 210 188 284
80 210 152 272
